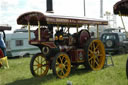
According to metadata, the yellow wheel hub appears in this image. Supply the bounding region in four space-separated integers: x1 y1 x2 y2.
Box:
87 39 105 70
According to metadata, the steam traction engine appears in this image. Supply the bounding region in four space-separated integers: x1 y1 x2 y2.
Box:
17 11 108 78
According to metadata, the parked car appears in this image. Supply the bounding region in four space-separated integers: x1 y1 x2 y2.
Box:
100 32 128 54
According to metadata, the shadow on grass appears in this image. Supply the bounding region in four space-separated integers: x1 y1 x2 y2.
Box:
70 67 91 76
6 68 91 85
6 74 56 85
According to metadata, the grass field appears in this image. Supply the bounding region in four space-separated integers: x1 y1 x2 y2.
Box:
0 54 128 85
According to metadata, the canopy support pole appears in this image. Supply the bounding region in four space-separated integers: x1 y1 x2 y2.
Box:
38 21 41 41
68 27 70 34
77 25 79 33
119 11 127 33
87 24 90 31
119 11 128 37
28 22 31 41
97 24 99 39
57 25 59 31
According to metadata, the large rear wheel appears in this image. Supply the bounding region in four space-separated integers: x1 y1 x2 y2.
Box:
52 52 71 78
84 39 105 70
30 53 49 77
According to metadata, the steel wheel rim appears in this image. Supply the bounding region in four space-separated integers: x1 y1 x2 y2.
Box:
33 54 49 76
88 40 105 70
55 54 71 78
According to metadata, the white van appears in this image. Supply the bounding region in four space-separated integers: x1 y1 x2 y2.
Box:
6 29 40 57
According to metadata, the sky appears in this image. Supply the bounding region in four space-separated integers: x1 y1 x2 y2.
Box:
0 0 127 33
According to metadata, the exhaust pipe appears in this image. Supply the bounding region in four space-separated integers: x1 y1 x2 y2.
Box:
46 0 54 13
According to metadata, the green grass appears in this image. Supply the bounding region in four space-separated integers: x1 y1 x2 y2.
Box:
0 54 128 85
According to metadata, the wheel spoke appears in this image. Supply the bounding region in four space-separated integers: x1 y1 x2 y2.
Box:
38 56 40 63
41 67 45 71
88 49 93 54
33 64 38 66
41 59 45 64
90 43 93 50
93 43 96 51
88 56 93 61
60 55 65 63
42 64 48 67
41 56 42 64
58 56 63 63
61 55 65 61
98 54 103 57
96 57 99 62
37 69 39 75
95 44 100 51
35 59 39 64
63 66 68 72
90 59 93 66
95 60 99 67
41 67 42 74
34 67 39 71
93 59 95 67
64 60 68 65
61 69 65 75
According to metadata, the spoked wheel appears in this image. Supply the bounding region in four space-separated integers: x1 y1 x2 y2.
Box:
84 39 105 70
52 52 71 79
0 48 4 67
30 53 49 77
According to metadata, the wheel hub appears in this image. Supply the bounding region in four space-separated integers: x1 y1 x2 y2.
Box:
59 64 65 69
94 52 98 58
37 64 42 68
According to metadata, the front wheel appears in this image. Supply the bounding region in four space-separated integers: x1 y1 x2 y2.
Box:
52 52 71 79
30 53 49 77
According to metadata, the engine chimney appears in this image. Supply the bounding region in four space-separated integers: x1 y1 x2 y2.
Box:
46 0 54 13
